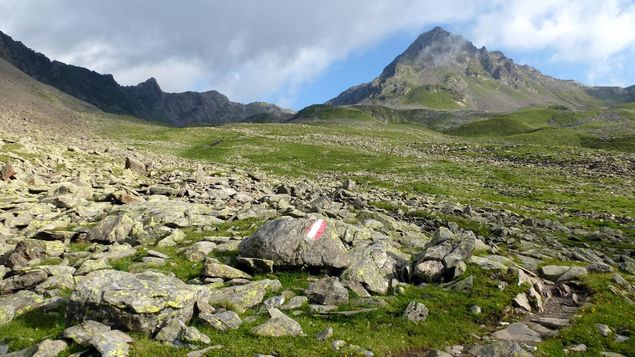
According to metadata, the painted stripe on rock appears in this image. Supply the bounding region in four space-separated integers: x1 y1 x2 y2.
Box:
305 219 327 241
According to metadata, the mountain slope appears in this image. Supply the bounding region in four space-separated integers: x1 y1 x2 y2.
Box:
0 31 293 126
0 57 106 137
328 27 607 111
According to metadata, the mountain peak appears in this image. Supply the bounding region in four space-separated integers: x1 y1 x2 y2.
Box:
328 26 600 111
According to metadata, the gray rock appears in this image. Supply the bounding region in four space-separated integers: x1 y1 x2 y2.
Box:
430 227 455 245
154 317 211 346
0 290 45 325
332 340 347 351
557 266 587 283
236 257 274 274
280 296 308 310
403 301 429 324
64 320 133 357
186 345 224 357
340 242 408 295
596 323 612 337
540 265 570 280
201 279 281 314
513 293 532 312
414 259 445 283
183 242 217 262
88 213 135 244
0 269 48 294
252 308 304 337
75 257 111 276
3 240 65 268
200 311 242 331
305 277 349 305
427 350 453 357
467 341 533 357
125 157 146 175
568 344 587 352
1 163 16 181
238 217 349 270
202 258 251 280
182 325 210 345
32 339 67 357
67 270 198 334
155 318 186 344
492 322 542 343
442 275 473 291
530 317 569 329
316 326 333 341
587 263 612 273
263 295 285 309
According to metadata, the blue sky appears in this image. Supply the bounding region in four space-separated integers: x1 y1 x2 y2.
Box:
2 1 635 110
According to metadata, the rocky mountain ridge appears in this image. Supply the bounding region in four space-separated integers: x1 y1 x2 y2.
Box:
0 31 293 127
328 27 633 111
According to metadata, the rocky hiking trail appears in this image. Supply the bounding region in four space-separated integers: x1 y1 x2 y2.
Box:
0 134 633 357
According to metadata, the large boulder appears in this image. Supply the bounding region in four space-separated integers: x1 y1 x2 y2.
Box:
238 217 349 270
413 228 475 283
67 270 199 334
88 213 135 244
340 242 409 295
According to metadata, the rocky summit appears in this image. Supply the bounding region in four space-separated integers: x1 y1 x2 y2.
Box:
0 18 634 357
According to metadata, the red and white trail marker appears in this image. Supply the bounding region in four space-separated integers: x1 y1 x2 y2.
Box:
305 219 327 241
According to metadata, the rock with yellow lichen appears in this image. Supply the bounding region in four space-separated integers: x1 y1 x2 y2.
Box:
66 269 199 334
340 242 410 296
200 279 281 314
251 308 304 337
64 320 133 357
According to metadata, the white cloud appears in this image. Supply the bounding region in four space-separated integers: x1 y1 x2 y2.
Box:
470 0 635 61
1 0 635 107
0 0 478 105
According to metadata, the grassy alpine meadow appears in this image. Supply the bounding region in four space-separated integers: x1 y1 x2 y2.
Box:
98 106 635 238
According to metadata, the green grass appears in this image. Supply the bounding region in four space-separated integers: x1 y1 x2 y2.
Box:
121 267 526 357
292 105 377 123
404 86 461 109
0 304 68 352
98 115 635 235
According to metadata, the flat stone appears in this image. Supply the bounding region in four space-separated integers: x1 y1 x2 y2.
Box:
201 279 281 314
557 266 587 283
280 296 308 310
540 265 570 280
200 311 242 331
492 322 542 343
202 258 251 280
251 308 304 337
530 317 569 329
